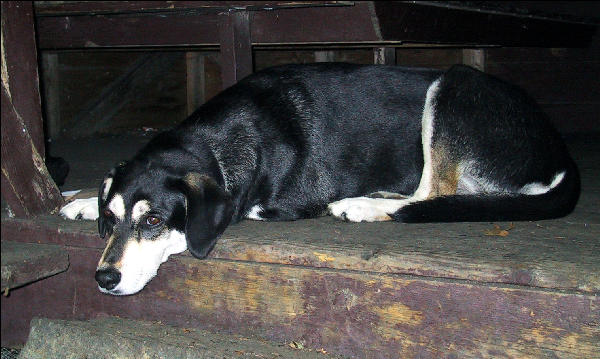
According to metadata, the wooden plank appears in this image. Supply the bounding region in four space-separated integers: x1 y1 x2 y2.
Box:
2 208 598 293
185 53 205 116
1 241 69 292
314 51 335 62
34 2 597 49
462 49 485 71
219 11 253 89
36 12 221 49
1 1 45 156
41 53 61 140
34 1 352 16
373 47 396 65
20 317 337 359
35 3 379 49
251 2 379 45
1 245 598 358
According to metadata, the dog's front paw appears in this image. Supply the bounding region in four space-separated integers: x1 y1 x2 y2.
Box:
60 198 99 220
327 197 392 222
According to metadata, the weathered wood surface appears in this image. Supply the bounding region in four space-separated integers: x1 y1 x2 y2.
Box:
34 1 351 16
2 210 598 293
219 11 253 89
1 86 63 217
20 317 342 359
1 1 63 217
34 2 598 50
1 1 45 155
0 241 69 291
2 245 598 358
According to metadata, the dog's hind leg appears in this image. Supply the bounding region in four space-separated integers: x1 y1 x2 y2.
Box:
327 143 460 222
328 78 452 223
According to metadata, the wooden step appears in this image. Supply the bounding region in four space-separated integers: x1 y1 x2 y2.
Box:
1 241 68 293
2 213 598 358
19 317 340 359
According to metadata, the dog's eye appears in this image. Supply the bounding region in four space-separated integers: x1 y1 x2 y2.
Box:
103 209 114 219
145 216 162 227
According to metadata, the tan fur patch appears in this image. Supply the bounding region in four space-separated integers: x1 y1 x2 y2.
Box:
428 144 460 198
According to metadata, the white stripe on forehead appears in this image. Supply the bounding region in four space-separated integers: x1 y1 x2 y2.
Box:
102 177 113 201
131 200 151 222
108 194 126 220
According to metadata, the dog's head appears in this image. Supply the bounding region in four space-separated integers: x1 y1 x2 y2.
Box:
95 160 233 295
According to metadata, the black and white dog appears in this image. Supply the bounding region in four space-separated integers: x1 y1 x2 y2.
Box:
61 63 580 295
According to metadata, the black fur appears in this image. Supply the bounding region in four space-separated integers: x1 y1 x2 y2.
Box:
393 65 580 222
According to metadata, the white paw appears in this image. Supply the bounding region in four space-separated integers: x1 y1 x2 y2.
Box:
59 197 99 220
327 197 392 222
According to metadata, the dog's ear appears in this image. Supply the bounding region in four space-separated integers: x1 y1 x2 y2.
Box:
179 172 234 259
97 168 116 238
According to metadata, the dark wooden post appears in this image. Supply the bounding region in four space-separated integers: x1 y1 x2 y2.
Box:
1 1 45 155
374 47 396 65
186 52 206 116
1 1 63 217
219 11 253 90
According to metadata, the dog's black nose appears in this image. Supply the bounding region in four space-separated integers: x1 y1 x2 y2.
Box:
95 268 121 290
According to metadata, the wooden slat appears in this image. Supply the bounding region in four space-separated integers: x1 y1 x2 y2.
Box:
35 12 221 49
2 211 598 293
219 11 253 89
250 2 379 45
1 241 69 291
35 3 379 50
373 47 396 65
34 2 598 49
20 317 337 359
34 1 352 16
185 53 205 116
1 244 598 357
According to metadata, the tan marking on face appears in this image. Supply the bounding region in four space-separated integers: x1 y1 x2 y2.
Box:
98 234 123 269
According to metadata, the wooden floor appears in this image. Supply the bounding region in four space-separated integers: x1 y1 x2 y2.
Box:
1 133 599 358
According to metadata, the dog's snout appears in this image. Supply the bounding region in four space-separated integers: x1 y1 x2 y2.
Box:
95 268 121 290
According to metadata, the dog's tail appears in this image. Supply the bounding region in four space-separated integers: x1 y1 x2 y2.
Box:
392 163 580 223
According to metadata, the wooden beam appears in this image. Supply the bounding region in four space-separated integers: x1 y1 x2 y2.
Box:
463 49 486 71
1 241 69 292
1 85 64 217
185 53 205 116
373 47 396 65
34 1 351 16
1 1 63 217
41 53 61 140
219 11 253 89
34 2 596 50
1 1 45 156
314 51 335 62
35 3 379 50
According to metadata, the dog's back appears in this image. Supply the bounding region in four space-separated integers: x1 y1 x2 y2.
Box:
177 64 443 220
